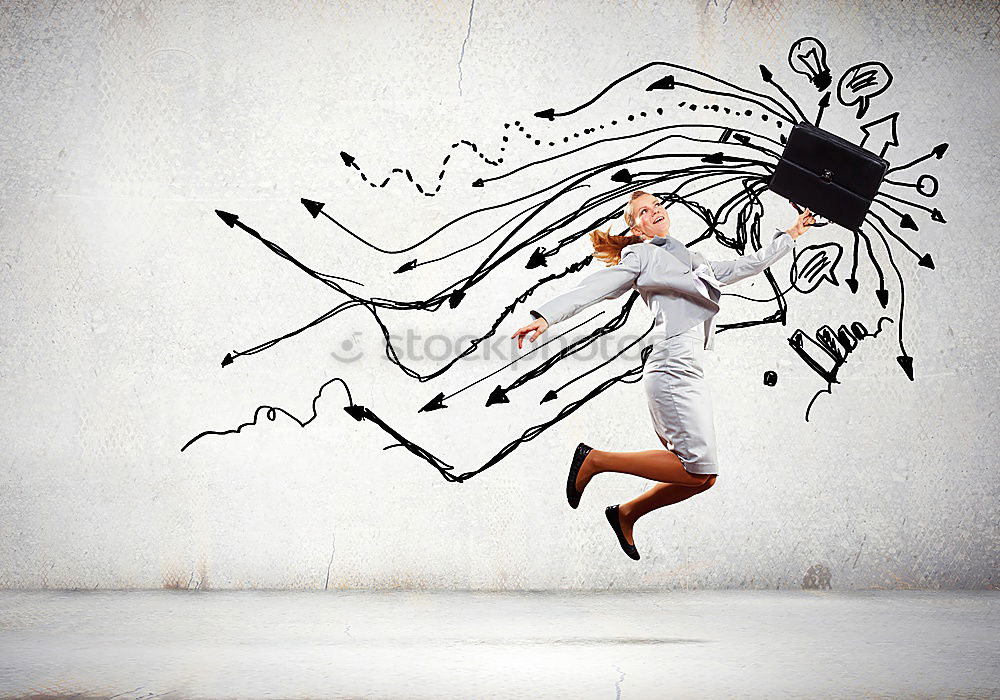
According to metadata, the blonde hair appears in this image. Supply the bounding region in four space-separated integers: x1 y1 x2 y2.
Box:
589 190 651 266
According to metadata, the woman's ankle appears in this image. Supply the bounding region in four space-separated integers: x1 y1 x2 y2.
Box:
581 448 603 480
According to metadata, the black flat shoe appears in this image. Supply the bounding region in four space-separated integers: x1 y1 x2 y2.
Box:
605 505 640 560
566 443 593 509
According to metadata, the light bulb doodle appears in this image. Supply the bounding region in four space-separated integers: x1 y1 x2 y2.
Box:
788 37 832 91
838 61 893 119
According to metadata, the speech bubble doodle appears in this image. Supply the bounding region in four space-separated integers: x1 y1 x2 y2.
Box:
837 61 893 119
790 243 843 294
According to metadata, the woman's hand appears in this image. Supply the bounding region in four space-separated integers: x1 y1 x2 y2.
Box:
786 205 816 239
511 317 549 349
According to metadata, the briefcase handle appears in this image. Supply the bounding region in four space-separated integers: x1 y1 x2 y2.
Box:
789 200 830 227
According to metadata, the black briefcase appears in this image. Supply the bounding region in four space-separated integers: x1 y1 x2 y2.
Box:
768 122 889 231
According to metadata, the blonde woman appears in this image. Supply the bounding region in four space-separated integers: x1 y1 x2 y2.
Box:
512 191 815 559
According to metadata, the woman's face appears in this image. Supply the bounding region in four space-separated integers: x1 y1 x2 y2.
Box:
630 194 670 240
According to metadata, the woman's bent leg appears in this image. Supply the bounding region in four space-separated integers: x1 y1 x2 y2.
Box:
577 448 710 492
616 476 717 545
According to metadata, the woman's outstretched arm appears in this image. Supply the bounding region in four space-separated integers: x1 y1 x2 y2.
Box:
512 247 642 349
707 207 815 286
529 248 641 327
706 229 797 286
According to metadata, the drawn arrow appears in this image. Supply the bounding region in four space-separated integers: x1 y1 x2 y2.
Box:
339 143 496 195
854 227 887 306
815 91 831 127
529 61 795 122
526 248 549 268
367 352 651 483
758 63 809 123
486 385 509 406
215 210 362 287
420 393 447 412
539 320 656 404
869 201 941 262
865 215 915 377
341 403 459 479
873 190 948 233
612 168 634 184
859 112 900 157
610 153 757 185
886 143 948 175
213 209 365 367
647 74 675 90
896 355 914 381
417 311 605 412
302 198 325 218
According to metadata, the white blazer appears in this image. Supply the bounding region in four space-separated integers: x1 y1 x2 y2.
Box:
529 229 797 350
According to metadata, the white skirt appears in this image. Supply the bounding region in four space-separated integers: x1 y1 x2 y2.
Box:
642 323 720 475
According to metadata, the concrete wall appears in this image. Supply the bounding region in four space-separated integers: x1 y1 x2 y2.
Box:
1 0 997 590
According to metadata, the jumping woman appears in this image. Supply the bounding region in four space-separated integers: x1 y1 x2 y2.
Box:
512 191 815 560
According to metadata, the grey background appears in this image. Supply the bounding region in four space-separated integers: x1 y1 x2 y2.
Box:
1 0 997 590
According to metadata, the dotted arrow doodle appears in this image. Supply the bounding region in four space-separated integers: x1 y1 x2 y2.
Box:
185 35 950 473
341 142 501 197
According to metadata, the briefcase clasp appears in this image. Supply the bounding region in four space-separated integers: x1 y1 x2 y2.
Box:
821 168 833 183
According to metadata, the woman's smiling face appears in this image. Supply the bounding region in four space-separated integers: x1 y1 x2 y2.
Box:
629 193 670 240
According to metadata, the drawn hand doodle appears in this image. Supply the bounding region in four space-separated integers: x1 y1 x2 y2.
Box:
789 243 842 294
788 37 831 91
837 61 893 119
790 317 895 421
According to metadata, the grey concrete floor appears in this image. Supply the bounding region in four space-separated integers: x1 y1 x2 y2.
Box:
0 590 996 699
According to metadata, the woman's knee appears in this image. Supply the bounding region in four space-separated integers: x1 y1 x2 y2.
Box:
682 469 716 488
